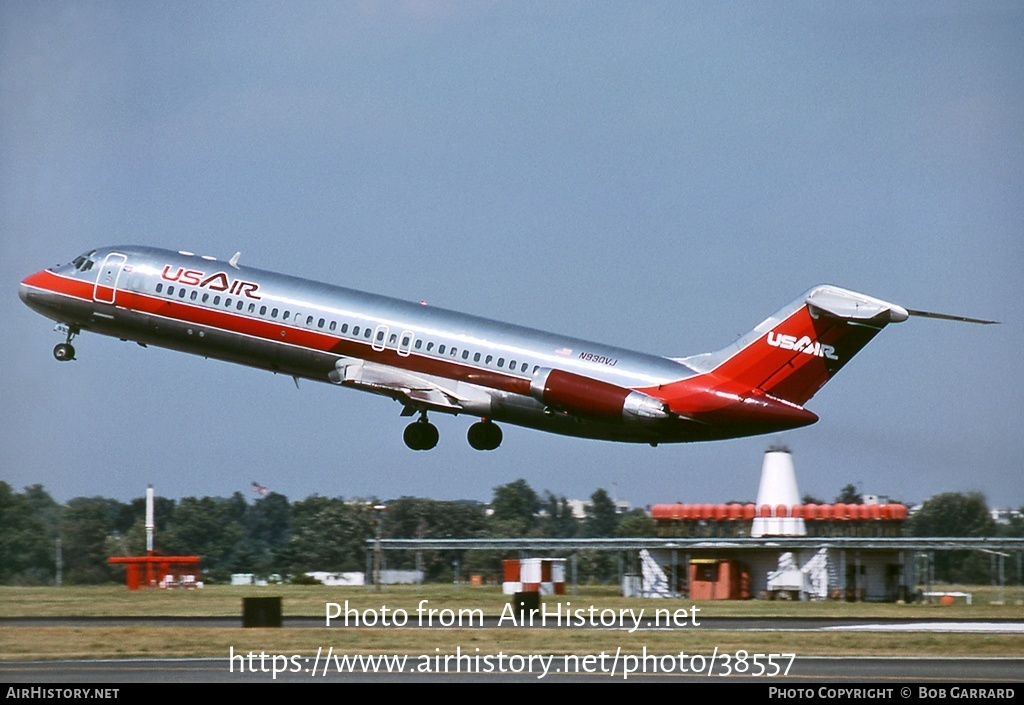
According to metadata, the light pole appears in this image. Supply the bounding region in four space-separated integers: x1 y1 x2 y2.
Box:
371 504 386 593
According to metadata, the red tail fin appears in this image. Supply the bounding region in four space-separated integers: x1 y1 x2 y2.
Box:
710 304 887 404
675 285 910 406
639 285 992 439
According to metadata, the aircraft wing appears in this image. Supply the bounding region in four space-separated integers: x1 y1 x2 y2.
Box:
328 357 464 412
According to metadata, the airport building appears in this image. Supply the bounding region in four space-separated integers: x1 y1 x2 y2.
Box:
642 446 909 600
375 447 1023 602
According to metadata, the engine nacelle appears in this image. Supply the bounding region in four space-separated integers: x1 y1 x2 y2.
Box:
529 368 670 421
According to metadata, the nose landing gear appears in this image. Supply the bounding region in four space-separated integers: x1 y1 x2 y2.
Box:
53 343 75 361
53 326 79 362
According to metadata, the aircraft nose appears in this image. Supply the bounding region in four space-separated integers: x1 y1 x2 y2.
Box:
19 270 51 309
18 274 33 304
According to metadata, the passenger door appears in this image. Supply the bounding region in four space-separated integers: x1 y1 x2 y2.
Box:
93 252 127 305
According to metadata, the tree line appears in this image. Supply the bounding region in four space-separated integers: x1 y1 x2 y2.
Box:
1 480 1018 586
0 479 652 585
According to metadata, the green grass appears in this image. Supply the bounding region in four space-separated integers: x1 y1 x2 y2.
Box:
0 584 1021 661
2 583 1021 618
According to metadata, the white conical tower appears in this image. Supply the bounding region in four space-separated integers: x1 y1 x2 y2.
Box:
146 484 154 554
751 444 807 537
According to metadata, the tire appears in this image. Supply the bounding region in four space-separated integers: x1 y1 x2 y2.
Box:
53 343 75 361
468 421 502 451
404 421 438 451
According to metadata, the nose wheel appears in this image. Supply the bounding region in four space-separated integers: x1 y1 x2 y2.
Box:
53 343 76 361
404 414 439 451
52 326 79 362
468 419 502 451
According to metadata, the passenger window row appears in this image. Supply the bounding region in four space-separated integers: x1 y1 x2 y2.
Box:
153 282 537 375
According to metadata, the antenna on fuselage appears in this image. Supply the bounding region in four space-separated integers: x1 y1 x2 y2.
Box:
229 252 242 269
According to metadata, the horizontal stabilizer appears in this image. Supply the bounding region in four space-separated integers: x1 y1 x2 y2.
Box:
905 308 1000 325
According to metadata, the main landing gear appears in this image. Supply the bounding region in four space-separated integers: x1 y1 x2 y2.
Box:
402 413 503 451
404 413 439 451
53 326 79 362
467 419 502 451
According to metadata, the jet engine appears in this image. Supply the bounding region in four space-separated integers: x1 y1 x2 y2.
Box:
529 368 671 421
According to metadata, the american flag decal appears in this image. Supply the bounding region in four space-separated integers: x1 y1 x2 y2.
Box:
555 347 572 356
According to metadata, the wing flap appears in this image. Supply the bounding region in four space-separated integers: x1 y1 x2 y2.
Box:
328 357 464 412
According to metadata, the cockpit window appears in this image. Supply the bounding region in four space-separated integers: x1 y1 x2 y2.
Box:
71 250 97 272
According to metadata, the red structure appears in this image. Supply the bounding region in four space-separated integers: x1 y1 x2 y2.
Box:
108 555 201 590
651 502 908 538
688 559 750 600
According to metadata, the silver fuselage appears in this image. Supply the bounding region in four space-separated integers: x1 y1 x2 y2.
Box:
21 246 719 443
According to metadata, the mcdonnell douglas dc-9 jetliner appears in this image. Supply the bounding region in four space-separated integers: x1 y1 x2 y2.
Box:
20 246 996 451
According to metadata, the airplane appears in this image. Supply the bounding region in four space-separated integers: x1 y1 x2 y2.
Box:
19 246 997 451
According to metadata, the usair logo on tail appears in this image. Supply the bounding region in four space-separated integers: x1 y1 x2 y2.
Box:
766 332 838 360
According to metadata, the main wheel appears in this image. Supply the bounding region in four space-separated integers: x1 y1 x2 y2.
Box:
404 421 439 451
53 343 76 362
467 420 502 451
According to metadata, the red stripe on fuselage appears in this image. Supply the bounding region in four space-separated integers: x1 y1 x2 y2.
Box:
22 269 533 397
21 269 96 301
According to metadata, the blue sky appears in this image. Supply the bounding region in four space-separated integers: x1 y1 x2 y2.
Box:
2 2 1020 511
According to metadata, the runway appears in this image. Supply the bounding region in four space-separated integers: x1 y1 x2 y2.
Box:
2 616 1021 683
